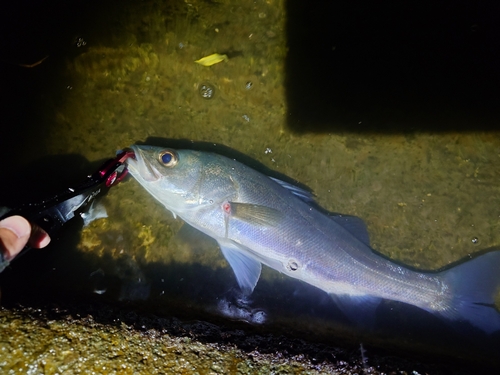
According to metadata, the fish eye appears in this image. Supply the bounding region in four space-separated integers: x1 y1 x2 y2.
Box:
158 150 178 167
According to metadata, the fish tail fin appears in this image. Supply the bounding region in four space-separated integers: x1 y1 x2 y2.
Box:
440 249 500 334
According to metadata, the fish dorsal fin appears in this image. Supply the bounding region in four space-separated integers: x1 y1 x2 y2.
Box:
230 202 284 227
329 215 371 246
269 177 315 203
218 240 262 294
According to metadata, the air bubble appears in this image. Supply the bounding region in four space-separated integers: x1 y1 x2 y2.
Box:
199 82 215 99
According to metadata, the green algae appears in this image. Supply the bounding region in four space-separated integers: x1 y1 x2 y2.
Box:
1 306 470 375
0 307 349 375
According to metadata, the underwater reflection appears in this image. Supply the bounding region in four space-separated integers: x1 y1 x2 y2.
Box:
215 289 267 325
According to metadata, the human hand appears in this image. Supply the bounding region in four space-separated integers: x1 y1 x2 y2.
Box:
0 215 51 262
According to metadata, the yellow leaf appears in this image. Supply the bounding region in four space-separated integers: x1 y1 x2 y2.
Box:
194 53 228 66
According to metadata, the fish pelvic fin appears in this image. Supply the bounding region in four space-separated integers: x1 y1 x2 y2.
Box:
440 249 500 334
218 240 262 294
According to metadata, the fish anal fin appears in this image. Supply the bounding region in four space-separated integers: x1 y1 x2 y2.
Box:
330 293 381 328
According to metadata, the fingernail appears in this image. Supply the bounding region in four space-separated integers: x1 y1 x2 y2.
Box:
38 234 51 248
0 216 31 238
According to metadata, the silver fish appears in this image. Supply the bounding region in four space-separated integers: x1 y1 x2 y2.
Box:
126 145 500 333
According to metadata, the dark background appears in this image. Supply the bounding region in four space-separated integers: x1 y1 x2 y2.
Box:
285 0 500 132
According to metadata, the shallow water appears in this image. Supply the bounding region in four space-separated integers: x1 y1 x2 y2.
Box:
1 0 500 371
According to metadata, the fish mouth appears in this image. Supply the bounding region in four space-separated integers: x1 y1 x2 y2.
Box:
126 145 161 182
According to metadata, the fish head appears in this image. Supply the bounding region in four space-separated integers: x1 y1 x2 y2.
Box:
126 145 237 217
126 145 207 212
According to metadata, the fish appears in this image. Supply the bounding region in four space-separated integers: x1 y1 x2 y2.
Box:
126 145 500 333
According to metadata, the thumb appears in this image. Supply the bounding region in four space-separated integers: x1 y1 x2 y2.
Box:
0 216 31 260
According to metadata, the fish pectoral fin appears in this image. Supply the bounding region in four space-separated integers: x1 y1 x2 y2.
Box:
330 293 381 328
218 240 262 294
229 202 284 227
